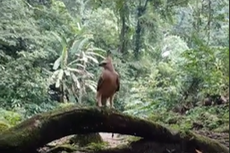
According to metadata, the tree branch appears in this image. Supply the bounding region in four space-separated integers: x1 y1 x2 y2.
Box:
0 106 228 153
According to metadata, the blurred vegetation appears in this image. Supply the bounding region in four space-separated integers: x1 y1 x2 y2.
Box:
0 0 229 138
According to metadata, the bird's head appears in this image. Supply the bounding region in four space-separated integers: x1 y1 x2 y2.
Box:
98 60 107 67
98 56 114 71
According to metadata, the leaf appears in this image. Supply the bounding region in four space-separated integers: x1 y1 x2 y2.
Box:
69 39 80 54
82 52 88 62
87 47 106 56
71 73 80 89
58 69 64 81
86 51 105 59
64 70 71 76
85 72 94 78
69 37 92 55
50 70 60 81
75 63 85 68
61 46 68 68
55 79 60 88
80 37 92 51
53 57 61 70
51 31 67 49
67 67 83 74
68 59 82 66
85 55 98 64
85 81 96 93
87 84 96 93
78 37 92 52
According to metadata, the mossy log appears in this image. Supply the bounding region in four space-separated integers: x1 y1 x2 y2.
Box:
0 106 228 153
89 138 229 153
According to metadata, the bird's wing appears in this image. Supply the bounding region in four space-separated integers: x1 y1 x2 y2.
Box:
116 73 120 92
97 74 104 91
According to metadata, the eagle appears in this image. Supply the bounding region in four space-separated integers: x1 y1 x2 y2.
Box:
96 55 120 108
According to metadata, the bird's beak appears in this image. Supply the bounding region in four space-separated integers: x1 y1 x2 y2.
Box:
98 61 107 67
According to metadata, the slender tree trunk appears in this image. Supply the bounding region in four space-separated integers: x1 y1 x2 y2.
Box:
119 1 129 55
134 0 149 59
60 82 64 102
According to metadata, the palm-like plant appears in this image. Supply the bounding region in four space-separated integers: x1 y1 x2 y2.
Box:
48 31 105 103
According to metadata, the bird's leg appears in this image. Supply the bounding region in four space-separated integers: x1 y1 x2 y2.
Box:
109 95 115 108
96 93 102 107
98 96 102 107
105 99 110 107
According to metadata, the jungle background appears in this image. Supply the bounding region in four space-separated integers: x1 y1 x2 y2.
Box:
0 0 229 151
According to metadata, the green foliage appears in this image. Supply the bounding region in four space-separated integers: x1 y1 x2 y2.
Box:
0 0 48 53
24 101 59 117
0 0 228 138
0 0 54 109
84 7 120 50
124 34 229 116
48 30 106 103
182 44 229 95
148 105 229 132
0 121 10 133
0 108 23 126
0 54 49 108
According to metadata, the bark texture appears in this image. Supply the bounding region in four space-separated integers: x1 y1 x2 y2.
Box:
0 106 228 153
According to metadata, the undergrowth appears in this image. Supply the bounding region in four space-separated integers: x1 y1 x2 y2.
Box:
149 105 229 133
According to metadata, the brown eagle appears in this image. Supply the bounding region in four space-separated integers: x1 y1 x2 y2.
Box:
96 55 120 108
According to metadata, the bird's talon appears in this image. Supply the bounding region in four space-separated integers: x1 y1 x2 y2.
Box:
97 103 102 107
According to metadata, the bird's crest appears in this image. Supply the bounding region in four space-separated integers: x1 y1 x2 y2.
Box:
99 50 115 71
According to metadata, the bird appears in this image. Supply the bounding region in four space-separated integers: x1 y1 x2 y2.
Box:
96 55 120 108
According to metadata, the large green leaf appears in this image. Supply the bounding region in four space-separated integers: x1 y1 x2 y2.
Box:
86 49 106 58
69 39 81 54
58 69 64 82
51 31 67 49
71 73 80 89
53 56 61 70
67 67 83 74
85 55 99 64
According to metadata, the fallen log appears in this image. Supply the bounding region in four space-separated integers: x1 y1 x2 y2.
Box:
0 106 228 153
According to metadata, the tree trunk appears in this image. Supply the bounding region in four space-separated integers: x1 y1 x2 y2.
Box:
0 106 228 153
119 1 129 55
134 0 149 59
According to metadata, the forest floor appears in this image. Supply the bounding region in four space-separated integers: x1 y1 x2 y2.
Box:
99 132 128 148
194 130 229 148
42 133 128 151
